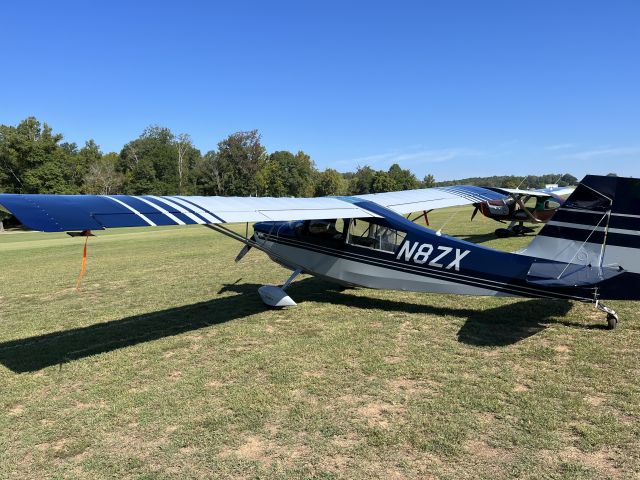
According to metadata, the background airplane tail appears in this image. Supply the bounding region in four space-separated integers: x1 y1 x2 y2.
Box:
521 175 640 274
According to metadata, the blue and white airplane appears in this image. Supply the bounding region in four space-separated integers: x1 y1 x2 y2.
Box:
1 174 638 329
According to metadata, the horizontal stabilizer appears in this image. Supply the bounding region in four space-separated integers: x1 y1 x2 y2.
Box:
526 260 623 287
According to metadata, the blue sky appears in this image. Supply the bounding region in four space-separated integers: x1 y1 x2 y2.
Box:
1 1 639 181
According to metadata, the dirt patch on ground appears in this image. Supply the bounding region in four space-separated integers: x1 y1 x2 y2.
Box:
206 379 225 388
218 434 312 467
541 447 622 478
357 401 406 428
554 344 571 354
388 378 439 396
388 378 421 393
9 404 25 416
465 438 513 462
338 393 361 404
332 432 360 449
384 355 407 365
289 388 318 405
584 394 605 407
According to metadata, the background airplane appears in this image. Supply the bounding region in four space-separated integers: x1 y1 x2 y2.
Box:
471 186 574 237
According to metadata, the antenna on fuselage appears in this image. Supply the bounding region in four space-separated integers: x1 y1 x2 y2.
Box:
516 175 529 189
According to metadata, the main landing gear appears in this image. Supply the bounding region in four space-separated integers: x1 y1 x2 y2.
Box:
258 268 302 307
596 301 619 330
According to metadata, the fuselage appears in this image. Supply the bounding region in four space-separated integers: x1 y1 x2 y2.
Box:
253 198 639 302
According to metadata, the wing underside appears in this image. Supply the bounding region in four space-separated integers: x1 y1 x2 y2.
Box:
492 186 574 197
354 186 505 214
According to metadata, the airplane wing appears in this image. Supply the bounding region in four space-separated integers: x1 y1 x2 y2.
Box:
0 185 506 233
353 185 505 214
491 186 574 197
0 194 383 232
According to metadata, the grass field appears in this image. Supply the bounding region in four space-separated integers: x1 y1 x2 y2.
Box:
1 207 638 479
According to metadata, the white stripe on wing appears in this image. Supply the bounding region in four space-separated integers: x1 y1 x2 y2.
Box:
104 196 157 226
148 196 206 224
136 196 185 225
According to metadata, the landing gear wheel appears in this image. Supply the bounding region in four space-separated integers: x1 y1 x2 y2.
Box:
596 302 619 330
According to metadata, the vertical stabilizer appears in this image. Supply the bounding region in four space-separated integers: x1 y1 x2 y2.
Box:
520 175 640 274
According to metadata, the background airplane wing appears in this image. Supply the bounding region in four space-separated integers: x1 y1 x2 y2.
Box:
491 186 575 197
353 185 506 214
0 194 380 232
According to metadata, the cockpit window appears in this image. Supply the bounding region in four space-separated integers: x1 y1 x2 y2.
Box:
346 219 406 254
298 219 346 241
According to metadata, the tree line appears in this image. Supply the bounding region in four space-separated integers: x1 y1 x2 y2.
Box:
437 174 578 189
0 117 577 201
0 117 434 199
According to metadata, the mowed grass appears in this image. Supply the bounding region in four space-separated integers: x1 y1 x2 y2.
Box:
0 207 639 479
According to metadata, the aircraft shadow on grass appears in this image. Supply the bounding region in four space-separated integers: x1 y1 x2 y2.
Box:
0 278 586 373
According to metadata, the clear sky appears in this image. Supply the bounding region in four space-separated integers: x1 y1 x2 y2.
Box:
1 1 639 181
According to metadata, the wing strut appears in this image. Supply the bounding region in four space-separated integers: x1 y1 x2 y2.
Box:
407 210 432 225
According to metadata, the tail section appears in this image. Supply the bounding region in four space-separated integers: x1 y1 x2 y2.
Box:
521 175 640 274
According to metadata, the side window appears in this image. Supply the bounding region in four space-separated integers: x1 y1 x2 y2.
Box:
346 219 406 254
302 219 346 242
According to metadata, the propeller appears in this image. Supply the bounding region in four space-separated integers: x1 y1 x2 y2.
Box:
234 235 256 262
235 244 252 263
471 204 480 221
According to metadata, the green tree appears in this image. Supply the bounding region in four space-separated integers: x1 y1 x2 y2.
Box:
371 171 397 193
258 150 317 197
315 168 347 196
119 125 195 195
422 174 436 188
200 130 266 196
0 163 9 192
70 140 102 190
22 158 73 194
501 177 520 188
175 133 200 194
348 166 376 194
256 155 287 197
0 117 76 193
388 163 419 190
83 152 125 194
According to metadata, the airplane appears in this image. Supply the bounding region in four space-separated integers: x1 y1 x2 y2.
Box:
470 186 574 237
0 174 637 330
